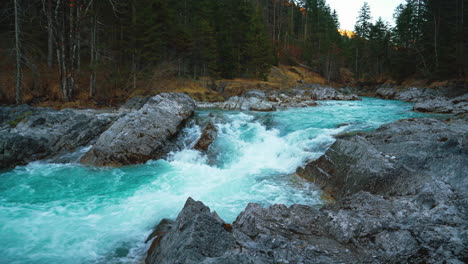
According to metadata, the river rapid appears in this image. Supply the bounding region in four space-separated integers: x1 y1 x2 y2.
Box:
0 98 434 264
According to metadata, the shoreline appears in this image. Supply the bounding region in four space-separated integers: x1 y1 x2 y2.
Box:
0 87 466 264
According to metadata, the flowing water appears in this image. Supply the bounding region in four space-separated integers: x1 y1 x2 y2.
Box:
0 98 435 264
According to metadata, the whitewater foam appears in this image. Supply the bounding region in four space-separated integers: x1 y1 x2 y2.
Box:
0 97 435 264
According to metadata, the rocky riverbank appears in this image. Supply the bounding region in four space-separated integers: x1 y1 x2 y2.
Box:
197 86 361 112
375 86 468 115
0 87 357 169
0 93 195 170
0 105 118 170
81 93 195 166
145 117 468 264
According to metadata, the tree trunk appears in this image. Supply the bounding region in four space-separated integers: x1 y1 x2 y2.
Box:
47 0 53 67
14 0 22 104
89 4 97 97
68 0 76 99
76 0 81 79
132 0 137 91
355 47 359 79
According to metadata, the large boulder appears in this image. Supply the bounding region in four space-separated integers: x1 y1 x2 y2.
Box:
310 87 361 101
0 132 45 169
146 117 468 264
81 93 196 166
297 118 468 200
146 198 237 264
197 87 360 111
414 94 468 115
296 117 468 262
146 197 367 264
220 96 276 112
0 106 117 170
147 191 467 264
375 87 436 102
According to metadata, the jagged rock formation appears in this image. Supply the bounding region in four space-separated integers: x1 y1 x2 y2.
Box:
81 93 196 166
193 122 218 151
197 86 360 111
0 105 117 170
146 117 468 264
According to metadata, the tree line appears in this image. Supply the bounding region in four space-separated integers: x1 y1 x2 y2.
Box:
1 0 466 104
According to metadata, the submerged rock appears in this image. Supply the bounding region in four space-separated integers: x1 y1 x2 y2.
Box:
81 93 196 166
193 121 218 151
0 106 117 170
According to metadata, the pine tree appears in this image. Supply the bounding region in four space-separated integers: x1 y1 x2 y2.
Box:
355 2 372 39
244 4 274 79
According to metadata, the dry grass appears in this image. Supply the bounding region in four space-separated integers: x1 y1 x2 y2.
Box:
1 61 331 107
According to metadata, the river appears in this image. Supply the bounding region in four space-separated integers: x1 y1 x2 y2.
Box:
0 97 433 264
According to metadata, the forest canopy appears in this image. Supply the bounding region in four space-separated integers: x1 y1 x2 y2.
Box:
0 0 466 104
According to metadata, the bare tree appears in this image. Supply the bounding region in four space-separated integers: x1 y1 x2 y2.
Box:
47 0 54 67
14 0 22 104
89 0 97 97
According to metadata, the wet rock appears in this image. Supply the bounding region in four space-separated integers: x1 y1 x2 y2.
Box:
193 122 218 151
310 87 361 101
146 198 236 264
414 94 468 115
376 86 397 99
297 118 468 199
376 87 440 102
220 96 276 112
295 117 468 263
375 230 419 258
0 132 45 169
81 93 196 166
146 198 368 264
146 109 467 264
197 87 359 111
0 106 117 170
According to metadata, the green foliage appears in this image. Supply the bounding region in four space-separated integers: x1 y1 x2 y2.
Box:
8 111 32 128
355 2 372 39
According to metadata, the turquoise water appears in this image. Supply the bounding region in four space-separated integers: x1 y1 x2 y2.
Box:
0 98 434 264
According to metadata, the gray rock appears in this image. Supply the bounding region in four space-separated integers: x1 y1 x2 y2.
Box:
146 198 368 264
220 96 276 112
81 93 196 166
413 94 468 115
244 90 266 98
193 121 218 151
196 87 359 111
146 198 237 264
376 86 397 99
310 87 361 101
0 106 117 170
0 132 45 169
376 87 442 102
146 117 468 264
296 117 468 262
297 118 468 199
119 96 151 112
